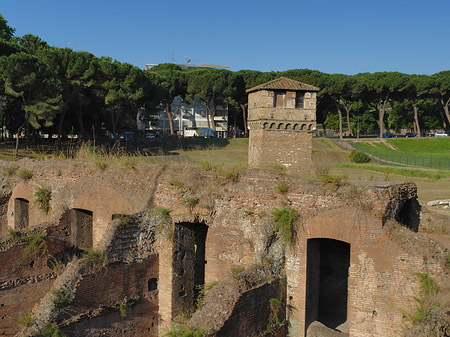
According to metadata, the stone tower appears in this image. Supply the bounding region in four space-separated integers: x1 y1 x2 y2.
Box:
247 77 320 173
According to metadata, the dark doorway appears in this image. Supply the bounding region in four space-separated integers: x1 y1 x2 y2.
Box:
396 199 420 232
305 238 350 333
71 209 93 249
14 198 29 229
172 222 208 314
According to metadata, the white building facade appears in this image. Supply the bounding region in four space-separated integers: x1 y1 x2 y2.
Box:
145 96 229 138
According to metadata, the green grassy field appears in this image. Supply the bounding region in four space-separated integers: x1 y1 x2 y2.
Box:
351 138 450 159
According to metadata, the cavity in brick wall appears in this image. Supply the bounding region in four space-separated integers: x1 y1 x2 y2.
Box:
71 208 93 249
396 199 421 232
14 198 29 229
305 238 350 333
172 222 208 315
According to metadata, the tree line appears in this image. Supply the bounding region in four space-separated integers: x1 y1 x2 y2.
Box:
1 13 449 154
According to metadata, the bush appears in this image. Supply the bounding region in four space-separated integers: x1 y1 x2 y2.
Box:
271 207 298 247
349 150 371 163
34 185 51 213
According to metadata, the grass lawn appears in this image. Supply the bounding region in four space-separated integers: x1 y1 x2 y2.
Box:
351 138 450 159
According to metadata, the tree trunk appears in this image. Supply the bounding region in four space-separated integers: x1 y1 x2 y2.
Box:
204 101 211 130
77 106 85 138
335 101 343 140
378 96 389 138
411 103 421 137
210 105 217 132
343 101 354 137
56 109 67 148
441 98 450 130
165 104 174 136
14 122 25 159
240 103 248 136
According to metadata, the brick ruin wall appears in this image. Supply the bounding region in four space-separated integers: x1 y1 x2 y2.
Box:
0 159 446 336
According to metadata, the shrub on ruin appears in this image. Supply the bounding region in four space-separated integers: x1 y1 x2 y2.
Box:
18 168 33 180
38 322 66 337
183 195 199 208
17 313 33 327
271 207 298 247
34 185 51 213
119 302 127 318
53 289 70 308
81 248 108 270
349 150 371 163
276 181 289 194
23 233 48 259
318 174 346 188
164 323 205 337
2 165 18 176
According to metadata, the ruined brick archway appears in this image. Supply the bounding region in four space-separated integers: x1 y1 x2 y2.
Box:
287 207 360 336
7 181 50 231
71 186 135 249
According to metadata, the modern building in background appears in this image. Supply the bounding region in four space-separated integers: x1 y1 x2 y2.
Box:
142 96 229 138
142 63 230 137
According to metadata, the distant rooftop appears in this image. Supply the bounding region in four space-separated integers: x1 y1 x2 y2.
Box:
145 63 230 71
246 77 320 93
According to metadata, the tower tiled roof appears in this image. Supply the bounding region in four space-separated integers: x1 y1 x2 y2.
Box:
246 77 320 93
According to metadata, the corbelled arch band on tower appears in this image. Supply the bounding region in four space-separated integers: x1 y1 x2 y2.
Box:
246 77 320 173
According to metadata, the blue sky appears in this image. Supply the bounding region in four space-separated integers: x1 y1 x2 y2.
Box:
2 0 449 75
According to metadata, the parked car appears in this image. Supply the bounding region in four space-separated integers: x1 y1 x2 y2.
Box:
435 131 449 137
405 133 418 138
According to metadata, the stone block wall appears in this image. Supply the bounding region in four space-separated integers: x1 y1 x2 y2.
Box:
248 90 316 121
248 129 312 173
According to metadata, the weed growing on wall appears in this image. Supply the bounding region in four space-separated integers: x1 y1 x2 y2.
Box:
7 227 20 239
95 160 107 170
18 168 33 180
195 281 218 309
230 265 245 278
38 322 66 337
23 233 48 259
164 323 205 337
34 185 51 213
81 248 108 270
119 302 127 318
271 207 299 247
276 180 289 194
53 289 70 308
183 195 199 209
2 165 18 176
17 313 33 327
48 256 65 274
318 174 346 188
218 168 239 183
405 273 440 324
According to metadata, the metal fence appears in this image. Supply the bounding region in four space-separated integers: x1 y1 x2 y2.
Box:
329 138 450 170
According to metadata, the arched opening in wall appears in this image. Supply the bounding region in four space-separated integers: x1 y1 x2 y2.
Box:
305 238 350 333
71 209 93 249
172 222 208 315
14 198 29 229
396 199 420 232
